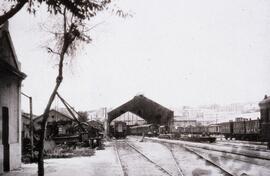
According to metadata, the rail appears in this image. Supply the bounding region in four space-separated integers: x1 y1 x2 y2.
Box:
163 144 185 176
114 140 128 176
122 141 174 176
184 146 235 176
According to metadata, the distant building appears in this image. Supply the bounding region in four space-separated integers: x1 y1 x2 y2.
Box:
88 108 107 121
34 109 74 138
0 22 26 173
173 120 197 127
21 112 38 140
235 117 248 122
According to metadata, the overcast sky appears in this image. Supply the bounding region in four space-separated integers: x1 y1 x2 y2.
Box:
7 0 270 115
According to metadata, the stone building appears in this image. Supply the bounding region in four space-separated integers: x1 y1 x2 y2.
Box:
173 120 197 128
0 22 26 173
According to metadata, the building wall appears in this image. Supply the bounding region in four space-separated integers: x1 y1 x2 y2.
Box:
173 120 197 127
34 110 74 137
0 75 21 173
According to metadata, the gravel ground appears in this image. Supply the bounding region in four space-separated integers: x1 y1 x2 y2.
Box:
143 136 270 176
127 139 180 176
169 144 227 176
190 147 270 176
146 137 270 160
127 136 228 176
3 137 269 176
115 140 167 176
215 140 269 152
3 142 123 176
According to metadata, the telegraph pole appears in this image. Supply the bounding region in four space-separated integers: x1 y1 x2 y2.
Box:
104 107 109 139
21 92 33 159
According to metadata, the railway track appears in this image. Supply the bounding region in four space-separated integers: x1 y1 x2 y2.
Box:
125 141 174 176
183 146 235 176
160 142 235 176
115 138 236 176
114 140 175 176
147 138 270 161
190 144 270 161
215 141 269 152
114 140 128 176
163 144 185 176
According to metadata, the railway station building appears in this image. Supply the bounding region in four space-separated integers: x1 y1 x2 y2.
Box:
107 95 174 135
0 22 26 173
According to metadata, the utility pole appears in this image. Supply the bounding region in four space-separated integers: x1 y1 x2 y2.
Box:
21 92 33 159
103 107 109 139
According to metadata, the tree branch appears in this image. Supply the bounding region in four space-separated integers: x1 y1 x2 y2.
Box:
0 0 28 25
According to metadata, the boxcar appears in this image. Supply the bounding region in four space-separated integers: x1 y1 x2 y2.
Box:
220 122 233 139
245 119 260 140
220 119 261 141
130 124 159 137
230 119 261 140
208 124 220 135
190 126 207 134
233 121 246 140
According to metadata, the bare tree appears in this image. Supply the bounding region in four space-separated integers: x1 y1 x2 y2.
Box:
1 1 130 175
36 3 113 175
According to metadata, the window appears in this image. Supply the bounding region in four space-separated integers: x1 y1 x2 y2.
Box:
58 127 63 134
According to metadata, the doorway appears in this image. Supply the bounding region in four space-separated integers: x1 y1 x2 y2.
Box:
2 107 10 171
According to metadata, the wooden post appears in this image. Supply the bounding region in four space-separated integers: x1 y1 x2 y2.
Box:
29 97 33 159
21 92 34 159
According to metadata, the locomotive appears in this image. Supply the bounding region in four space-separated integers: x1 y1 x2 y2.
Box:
169 125 216 143
110 121 127 139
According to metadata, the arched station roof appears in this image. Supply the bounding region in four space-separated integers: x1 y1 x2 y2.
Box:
108 95 174 125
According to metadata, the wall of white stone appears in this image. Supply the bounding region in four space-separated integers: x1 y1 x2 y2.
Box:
0 75 21 173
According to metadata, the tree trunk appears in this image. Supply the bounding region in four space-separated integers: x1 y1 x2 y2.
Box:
37 79 62 176
37 9 76 175
37 50 65 176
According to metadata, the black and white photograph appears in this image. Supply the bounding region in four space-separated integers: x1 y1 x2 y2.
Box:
0 0 270 175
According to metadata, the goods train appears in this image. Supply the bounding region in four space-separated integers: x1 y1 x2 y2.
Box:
213 119 261 141
129 124 159 137
170 118 262 142
109 118 264 143
167 125 216 143
110 121 127 139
